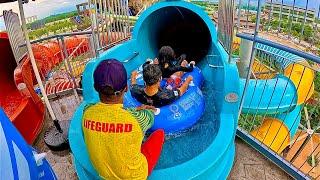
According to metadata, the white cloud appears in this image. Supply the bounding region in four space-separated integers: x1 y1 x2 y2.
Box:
0 0 86 30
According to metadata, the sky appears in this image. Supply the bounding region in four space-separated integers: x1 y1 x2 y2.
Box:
0 0 319 31
0 0 86 30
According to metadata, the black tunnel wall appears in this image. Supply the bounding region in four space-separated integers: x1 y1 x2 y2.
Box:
137 6 212 62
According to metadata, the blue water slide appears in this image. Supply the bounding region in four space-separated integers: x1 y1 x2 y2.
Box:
278 105 301 138
240 43 304 139
0 108 56 180
70 0 240 179
239 76 298 115
255 43 304 69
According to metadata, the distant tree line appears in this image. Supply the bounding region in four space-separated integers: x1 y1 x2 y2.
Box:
28 19 76 40
27 11 78 29
43 11 78 24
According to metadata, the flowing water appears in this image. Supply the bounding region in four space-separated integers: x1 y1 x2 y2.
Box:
155 81 220 169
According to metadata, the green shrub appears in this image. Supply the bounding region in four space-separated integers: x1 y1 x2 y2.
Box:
307 155 319 167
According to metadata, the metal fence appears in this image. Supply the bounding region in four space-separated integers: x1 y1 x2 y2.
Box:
235 0 320 179
3 10 28 64
88 0 131 54
2 0 133 134
27 32 94 121
236 0 320 56
14 0 132 125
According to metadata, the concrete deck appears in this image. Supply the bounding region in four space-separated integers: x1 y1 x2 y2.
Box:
229 138 292 180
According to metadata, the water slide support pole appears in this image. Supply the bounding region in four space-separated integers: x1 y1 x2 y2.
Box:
236 0 242 31
88 0 99 57
238 38 255 78
17 0 61 131
237 0 262 118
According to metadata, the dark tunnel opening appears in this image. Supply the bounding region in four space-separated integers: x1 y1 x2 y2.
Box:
157 8 212 62
137 6 212 63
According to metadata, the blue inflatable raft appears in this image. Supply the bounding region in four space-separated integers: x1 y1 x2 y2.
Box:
124 66 205 133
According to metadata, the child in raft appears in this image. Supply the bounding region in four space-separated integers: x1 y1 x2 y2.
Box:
82 59 165 179
130 62 193 107
156 46 196 90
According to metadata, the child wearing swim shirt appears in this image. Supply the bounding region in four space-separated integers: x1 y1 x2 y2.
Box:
157 46 195 90
130 63 193 107
82 59 165 179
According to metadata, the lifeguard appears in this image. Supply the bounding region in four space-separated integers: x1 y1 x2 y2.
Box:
82 59 164 179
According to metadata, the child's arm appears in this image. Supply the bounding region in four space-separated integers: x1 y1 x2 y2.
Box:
178 75 193 96
172 59 194 73
131 71 138 85
176 54 187 65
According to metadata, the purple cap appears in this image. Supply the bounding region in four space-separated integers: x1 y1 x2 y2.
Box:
94 59 127 93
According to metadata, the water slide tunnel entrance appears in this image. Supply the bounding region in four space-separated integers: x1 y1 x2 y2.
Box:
134 5 213 63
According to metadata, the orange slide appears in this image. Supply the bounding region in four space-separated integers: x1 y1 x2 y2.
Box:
0 33 90 144
1 32 123 143
0 32 45 144
31 36 90 96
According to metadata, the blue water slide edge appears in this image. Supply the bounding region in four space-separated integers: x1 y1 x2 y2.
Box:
133 1 218 43
277 105 301 139
70 105 237 179
71 1 238 179
149 114 236 179
0 108 57 180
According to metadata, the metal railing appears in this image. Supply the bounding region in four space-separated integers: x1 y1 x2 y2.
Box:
3 10 28 63
27 31 94 121
18 1 135 123
234 0 320 179
236 0 320 56
88 0 131 54
3 0 135 126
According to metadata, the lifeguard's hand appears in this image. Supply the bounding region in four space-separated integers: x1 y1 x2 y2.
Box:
131 71 138 85
136 105 157 112
189 61 196 66
131 71 138 78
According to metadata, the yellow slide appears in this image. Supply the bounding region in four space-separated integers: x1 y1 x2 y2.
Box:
284 61 314 105
251 118 290 153
252 59 276 79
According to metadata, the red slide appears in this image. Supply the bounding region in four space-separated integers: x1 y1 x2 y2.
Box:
0 32 119 143
0 32 45 144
